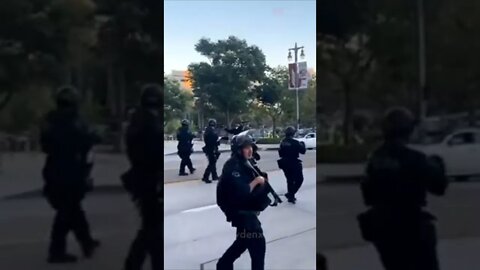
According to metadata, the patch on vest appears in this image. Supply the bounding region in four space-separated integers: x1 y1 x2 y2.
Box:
232 171 240 178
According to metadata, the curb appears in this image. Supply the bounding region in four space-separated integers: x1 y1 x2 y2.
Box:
164 149 231 156
320 175 365 184
3 165 318 200
164 147 280 156
2 185 127 201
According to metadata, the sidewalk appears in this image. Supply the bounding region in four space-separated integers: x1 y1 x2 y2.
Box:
164 140 280 156
0 153 130 198
0 192 140 270
317 163 365 183
323 237 480 270
164 140 231 156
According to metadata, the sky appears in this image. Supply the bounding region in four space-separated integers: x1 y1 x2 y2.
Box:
164 0 316 74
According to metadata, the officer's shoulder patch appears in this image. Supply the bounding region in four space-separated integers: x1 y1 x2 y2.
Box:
232 171 240 178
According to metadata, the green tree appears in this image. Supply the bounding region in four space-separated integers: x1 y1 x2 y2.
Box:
96 0 162 119
164 77 191 128
300 74 316 128
189 36 267 126
254 66 290 136
0 0 99 137
426 1 480 124
318 0 376 145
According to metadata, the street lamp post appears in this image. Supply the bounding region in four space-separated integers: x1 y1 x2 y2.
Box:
288 42 305 131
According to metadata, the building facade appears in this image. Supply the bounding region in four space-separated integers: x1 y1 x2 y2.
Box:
167 70 193 93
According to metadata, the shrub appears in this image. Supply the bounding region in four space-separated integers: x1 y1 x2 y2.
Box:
255 137 282 144
317 144 377 163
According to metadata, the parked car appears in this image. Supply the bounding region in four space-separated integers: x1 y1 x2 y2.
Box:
236 129 261 142
295 133 316 149
409 128 480 181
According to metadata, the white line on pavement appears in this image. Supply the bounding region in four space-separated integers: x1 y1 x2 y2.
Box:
181 204 218 213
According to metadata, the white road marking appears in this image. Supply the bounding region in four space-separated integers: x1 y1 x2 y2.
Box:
181 204 218 213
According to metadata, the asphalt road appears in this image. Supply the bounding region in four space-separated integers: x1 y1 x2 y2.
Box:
165 168 316 270
163 150 316 183
317 180 480 269
0 165 479 269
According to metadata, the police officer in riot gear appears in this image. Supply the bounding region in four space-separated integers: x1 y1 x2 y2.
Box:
278 126 306 204
122 84 163 270
177 119 196 176
216 134 270 270
40 85 101 263
230 134 260 160
225 123 244 135
202 118 220 183
358 107 448 270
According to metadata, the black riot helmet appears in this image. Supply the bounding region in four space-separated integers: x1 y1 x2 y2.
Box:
140 84 162 108
55 85 79 109
208 118 217 127
181 119 189 126
231 134 255 158
284 126 296 138
382 107 416 141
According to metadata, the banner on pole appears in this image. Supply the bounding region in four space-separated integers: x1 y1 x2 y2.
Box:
288 63 298 90
288 62 309 90
297 61 309 89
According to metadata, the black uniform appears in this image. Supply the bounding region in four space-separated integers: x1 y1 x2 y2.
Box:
358 107 448 270
40 88 100 263
177 125 195 175
202 125 219 182
278 137 306 202
216 155 270 270
123 85 163 270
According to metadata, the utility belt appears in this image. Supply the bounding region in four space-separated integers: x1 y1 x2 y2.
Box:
277 158 301 169
203 146 220 158
231 210 262 230
357 206 436 242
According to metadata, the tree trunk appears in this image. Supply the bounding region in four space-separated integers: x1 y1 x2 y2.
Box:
78 63 88 100
271 115 277 138
118 66 126 118
115 66 127 153
107 63 116 117
343 81 352 146
226 109 230 128
0 90 13 112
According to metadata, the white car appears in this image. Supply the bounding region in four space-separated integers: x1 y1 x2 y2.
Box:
295 133 316 149
409 128 480 181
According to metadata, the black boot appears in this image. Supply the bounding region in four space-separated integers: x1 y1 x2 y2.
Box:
82 239 101 258
285 193 296 204
202 178 212 184
190 168 196 174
